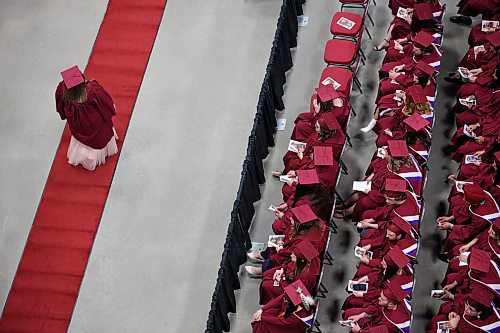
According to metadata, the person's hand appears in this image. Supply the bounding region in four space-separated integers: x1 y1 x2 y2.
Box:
473 150 485 156
276 202 288 211
394 41 404 52
287 178 297 187
348 313 366 323
393 64 405 72
360 220 372 229
473 160 482 166
468 123 480 131
395 38 407 43
469 76 477 83
448 312 459 321
352 324 362 333
449 315 460 329
273 268 284 281
469 68 483 76
352 290 365 298
437 221 453 230
443 281 457 292
252 309 263 322
437 216 452 223
297 151 304 160
362 244 371 251
448 174 457 181
313 98 321 114
360 254 371 265
388 70 400 80
287 170 296 177
474 136 485 144
459 244 470 253
395 90 406 99
357 275 369 283
384 128 394 137
275 210 284 219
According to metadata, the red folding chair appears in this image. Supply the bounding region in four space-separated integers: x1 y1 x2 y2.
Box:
323 39 364 93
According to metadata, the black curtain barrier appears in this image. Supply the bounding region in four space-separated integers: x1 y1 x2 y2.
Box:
205 0 305 332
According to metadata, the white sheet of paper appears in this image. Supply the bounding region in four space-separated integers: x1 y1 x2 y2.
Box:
321 76 341 90
268 204 277 212
481 20 499 32
288 140 306 153
463 124 476 138
437 321 451 333
276 118 286 131
250 242 266 253
337 17 356 30
297 15 309 27
396 7 410 20
455 181 473 193
464 155 481 164
279 175 293 183
353 181 372 192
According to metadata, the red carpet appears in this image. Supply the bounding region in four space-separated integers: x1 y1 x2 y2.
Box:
0 0 167 331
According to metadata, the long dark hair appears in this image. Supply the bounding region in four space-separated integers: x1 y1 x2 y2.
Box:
410 17 440 35
405 130 431 151
378 260 399 282
62 76 88 103
293 184 333 220
292 258 310 277
319 100 334 113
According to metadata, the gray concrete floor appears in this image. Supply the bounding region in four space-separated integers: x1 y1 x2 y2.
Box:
0 0 473 332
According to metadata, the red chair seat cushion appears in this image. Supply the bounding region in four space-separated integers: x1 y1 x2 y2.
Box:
324 39 357 64
330 12 363 36
318 67 353 96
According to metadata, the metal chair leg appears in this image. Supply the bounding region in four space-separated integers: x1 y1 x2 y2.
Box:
350 105 357 117
367 11 375 26
364 25 372 39
339 159 349 175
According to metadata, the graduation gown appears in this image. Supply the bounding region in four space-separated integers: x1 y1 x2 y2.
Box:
252 294 315 333
55 80 116 149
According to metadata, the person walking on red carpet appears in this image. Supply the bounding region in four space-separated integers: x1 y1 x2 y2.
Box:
56 65 118 171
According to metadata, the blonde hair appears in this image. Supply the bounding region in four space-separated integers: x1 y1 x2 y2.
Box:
387 156 413 171
403 100 432 116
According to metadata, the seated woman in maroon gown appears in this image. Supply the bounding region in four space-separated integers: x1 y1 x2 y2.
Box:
252 280 316 333
259 240 320 305
291 85 348 141
56 65 118 171
427 288 499 333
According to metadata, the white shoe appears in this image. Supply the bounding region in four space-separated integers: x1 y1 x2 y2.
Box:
245 266 262 278
361 119 377 133
247 252 264 263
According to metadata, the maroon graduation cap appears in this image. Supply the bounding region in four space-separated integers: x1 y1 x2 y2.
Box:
284 279 312 306
469 248 491 273
315 84 339 103
385 246 410 269
61 65 84 89
469 288 494 308
486 31 500 48
414 60 436 78
404 113 430 132
384 178 407 197
388 216 413 235
384 283 406 303
413 3 434 20
413 31 435 48
294 240 320 261
318 113 341 131
387 140 410 157
314 146 334 166
406 85 428 104
297 169 320 185
291 204 318 224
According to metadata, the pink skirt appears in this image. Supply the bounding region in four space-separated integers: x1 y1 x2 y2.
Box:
67 128 119 171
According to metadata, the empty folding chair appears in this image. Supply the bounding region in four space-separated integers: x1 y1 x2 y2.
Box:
323 39 363 93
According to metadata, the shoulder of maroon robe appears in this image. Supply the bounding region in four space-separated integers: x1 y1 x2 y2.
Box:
323 131 346 145
89 80 116 120
262 294 285 312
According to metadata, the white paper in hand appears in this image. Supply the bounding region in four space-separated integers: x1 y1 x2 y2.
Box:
463 125 477 138
353 181 372 192
276 118 286 131
298 16 309 27
268 204 278 212
481 20 499 32
279 175 293 183
437 321 451 333
288 140 306 153
455 181 473 193
396 7 410 20
464 155 481 164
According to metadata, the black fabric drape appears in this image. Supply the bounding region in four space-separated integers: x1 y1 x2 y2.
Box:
205 1 304 332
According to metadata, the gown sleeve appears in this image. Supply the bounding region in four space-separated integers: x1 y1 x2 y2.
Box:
91 81 116 120
55 81 67 120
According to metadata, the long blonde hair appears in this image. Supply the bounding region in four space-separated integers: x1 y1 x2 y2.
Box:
403 99 432 116
387 156 413 171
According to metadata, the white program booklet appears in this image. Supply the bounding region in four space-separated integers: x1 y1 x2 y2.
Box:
463 124 477 138
353 181 372 192
396 7 410 20
473 45 485 59
431 290 445 298
464 155 481 164
268 235 284 248
321 76 341 90
458 67 472 79
337 16 356 30
279 175 294 183
354 246 373 259
455 181 473 193
481 20 499 32
437 321 450 333
297 15 309 27
339 320 355 327
458 97 476 107
288 140 306 153
268 204 278 212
